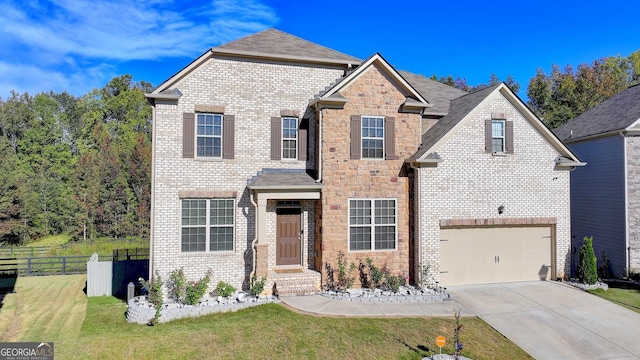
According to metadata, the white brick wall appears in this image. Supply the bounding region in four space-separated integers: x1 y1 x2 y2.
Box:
417 93 572 282
151 56 343 289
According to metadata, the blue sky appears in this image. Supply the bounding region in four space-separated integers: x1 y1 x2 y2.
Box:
2 0 639 100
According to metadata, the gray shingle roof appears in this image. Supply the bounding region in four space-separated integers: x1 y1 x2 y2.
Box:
411 84 499 160
216 28 361 63
399 71 468 115
248 169 321 188
555 84 640 141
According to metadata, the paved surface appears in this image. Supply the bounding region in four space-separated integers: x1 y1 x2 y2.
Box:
280 294 469 317
448 281 640 360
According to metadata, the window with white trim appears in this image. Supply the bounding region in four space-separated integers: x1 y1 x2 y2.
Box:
361 116 384 159
349 199 397 251
181 199 234 252
196 113 223 158
491 120 506 153
282 117 298 159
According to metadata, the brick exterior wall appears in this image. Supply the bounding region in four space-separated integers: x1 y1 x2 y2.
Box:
627 135 640 271
319 64 422 280
417 93 572 283
151 56 344 289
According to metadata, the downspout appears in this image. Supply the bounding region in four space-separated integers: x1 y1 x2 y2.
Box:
249 190 258 280
148 98 157 280
409 161 421 285
621 130 630 276
315 108 323 183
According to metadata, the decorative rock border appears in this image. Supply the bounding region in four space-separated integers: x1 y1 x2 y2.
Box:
127 294 279 325
321 286 451 303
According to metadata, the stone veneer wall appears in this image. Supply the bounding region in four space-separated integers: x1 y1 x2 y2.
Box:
418 93 572 283
627 135 640 271
319 64 422 280
151 56 344 289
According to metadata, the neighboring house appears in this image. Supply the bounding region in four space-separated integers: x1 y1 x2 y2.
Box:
146 29 584 294
555 84 640 277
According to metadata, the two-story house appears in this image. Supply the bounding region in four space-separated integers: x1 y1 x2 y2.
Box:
146 29 584 295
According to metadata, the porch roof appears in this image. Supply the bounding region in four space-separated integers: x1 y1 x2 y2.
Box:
248 170 322 192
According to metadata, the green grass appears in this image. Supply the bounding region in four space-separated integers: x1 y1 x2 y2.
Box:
47 237 148 257
1 275 532 359
588 287 640 313
25 234 72 247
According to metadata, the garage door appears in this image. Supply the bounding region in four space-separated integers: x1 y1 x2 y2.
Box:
439 227 552 286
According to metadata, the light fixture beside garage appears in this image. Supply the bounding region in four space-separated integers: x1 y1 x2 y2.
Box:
498 205 505 214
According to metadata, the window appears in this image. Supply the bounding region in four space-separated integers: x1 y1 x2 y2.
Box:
349 199 397 251
196 113 223 158
492 120 505 153
361 116 384 159
282 117 298 159
181 199 234 252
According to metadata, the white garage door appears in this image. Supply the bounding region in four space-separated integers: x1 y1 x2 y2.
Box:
439 227 552 286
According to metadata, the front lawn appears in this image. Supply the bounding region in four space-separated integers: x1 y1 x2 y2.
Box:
0 275 532 359
588 287 640 314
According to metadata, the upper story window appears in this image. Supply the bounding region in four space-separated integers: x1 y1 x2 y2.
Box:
491 120 505 153
485 114 513 154
182 111 234 159
361 116 384 159
271 116 307 161
282 117 298 159
350 115 395 160
181 198 234 252
197 113 223 158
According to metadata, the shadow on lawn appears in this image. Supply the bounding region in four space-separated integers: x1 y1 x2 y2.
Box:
399 339 432 358
0 271 17 310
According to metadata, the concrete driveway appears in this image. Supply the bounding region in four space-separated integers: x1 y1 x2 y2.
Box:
448 281 640 360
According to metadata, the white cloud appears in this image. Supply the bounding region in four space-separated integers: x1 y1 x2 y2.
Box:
0 0 279 96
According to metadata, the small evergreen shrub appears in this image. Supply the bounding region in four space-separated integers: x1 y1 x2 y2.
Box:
336 251 356 289
214 281 236 298
249 275 267 296
577 236 598 285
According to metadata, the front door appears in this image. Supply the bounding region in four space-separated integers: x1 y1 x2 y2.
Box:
276 211 301 265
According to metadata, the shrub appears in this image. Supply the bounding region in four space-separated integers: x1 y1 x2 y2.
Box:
577 236 598 285
167 268 187 302
184 271 211 305
324 251 356 291
214 281 236 298
139 271 163 324
249 275 267 296
366 258 383 289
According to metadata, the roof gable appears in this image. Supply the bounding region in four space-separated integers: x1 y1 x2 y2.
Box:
312 53 430 109
216 28 361 64
412 83 581 163
150 28 360 96
555 83 640 142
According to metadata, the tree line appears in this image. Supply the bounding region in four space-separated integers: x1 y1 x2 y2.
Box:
0 75 152 245
432 50 640 129
1 50 638 246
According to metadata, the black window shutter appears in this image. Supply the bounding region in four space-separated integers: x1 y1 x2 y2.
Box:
484 119 492 153
385 116 395 160
350 115 361 159
271 117 281 160
183 113 195 158
222 115 235 159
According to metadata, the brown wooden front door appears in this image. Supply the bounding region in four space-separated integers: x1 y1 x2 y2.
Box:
276 212 301 265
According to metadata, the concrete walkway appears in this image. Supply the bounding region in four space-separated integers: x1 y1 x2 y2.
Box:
280 294 469 317
448 281 640 360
